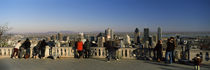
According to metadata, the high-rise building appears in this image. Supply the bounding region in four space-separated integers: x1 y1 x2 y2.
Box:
144 28 149 42
63 36 69 41
79 32 84 40
90 36 95 42
105 28 114 41
51 35 56 41
57 33 63 41
97 36 105 47
96 33 105 47
124 34 131 47
152 35 157 44
157 27 162 40
46 36 51 41
134 28 141 44
149 35 153 46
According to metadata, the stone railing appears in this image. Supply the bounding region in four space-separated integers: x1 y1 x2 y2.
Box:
51 47 75 58
0 47 13 58
91 47 107 58
1 47 209 62
50 47 137 59
118 48 137 59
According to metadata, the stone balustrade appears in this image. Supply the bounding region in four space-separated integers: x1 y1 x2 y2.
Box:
91 47 107 58
0 47 209 62
0 47 13 58
51 47 75 58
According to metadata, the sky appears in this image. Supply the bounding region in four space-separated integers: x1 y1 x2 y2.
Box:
0 0 210 33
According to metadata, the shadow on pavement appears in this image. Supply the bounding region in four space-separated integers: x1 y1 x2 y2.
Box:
143 61 192 70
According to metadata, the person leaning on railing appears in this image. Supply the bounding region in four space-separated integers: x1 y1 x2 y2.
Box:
11 40 21 59
22 38 31 59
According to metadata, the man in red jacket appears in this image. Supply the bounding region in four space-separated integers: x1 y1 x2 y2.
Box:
77 40 83 58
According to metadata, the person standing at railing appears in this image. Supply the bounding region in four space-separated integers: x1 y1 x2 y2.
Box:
105 40 118 62
84 39 91 58
22 38 31 59
193 54 202 70
11 40 21 59
76 39 84 59
32 40 41 59
40 39 48 59
165 37 176 64
153 40 163 62
115 39 121 60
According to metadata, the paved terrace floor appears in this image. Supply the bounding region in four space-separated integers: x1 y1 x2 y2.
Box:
0 58 210 70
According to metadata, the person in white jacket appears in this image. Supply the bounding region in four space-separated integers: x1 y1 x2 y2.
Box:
11 40 21 59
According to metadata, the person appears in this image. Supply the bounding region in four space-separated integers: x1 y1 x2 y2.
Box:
165 37 175 64
115 39 121 60
193 54 202 70
32 41 41 59
105 40 118 62
11 40 21 59
19 44 25 59
170 37 176 62
83 39 91 58
22 38 31 59
154 40 163 62
76 39 83 59
205 52 209 61
40 39 48 59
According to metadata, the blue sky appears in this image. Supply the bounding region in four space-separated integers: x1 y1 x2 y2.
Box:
0 0 210 33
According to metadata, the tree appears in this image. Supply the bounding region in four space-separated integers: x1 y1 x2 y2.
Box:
0 23 11 47
0 23 10 40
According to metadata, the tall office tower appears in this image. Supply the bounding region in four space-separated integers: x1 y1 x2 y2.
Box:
152 35 157 44
79 32 84 40
97 36 105 47
157 27 162 40
57 33 63 41
63 36 69 41
134 28 141 44
148 35 153 46
124 34 131 47
46 36 51 41
90 36 95 42
105 28 114 41
144 28 149 43
51 35 56 41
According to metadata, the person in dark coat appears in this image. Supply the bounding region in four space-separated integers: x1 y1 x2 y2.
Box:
22 38 31 59
32 41 41 59
40 39 48 59
105 40 118 62
154 40 163 62
83 39 91 58
193 54 202 70
165 37 176 64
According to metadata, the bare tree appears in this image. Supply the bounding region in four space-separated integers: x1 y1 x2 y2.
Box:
0 23 10 40
0 23 12 47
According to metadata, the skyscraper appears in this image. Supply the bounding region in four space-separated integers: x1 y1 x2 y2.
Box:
63 36 69 41
57 33 63 41
105 28 114 41
97 36 105 47
144 28 149 43
124 34 131 47
79 32 84 40
46 36 51 41
51 35 56 41
96 33 105 47
157 27 162 40
134 28 141 44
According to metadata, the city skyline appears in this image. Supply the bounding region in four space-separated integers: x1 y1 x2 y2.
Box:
0 0 210 33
